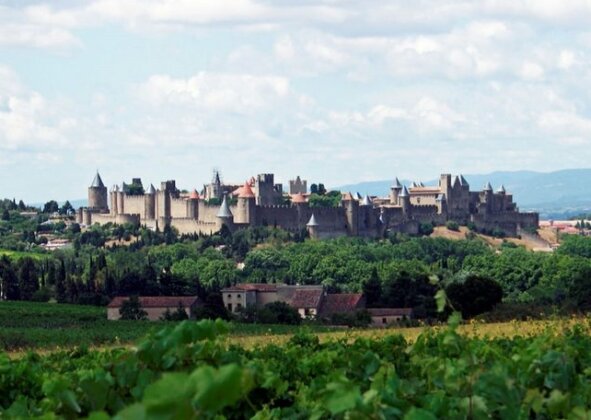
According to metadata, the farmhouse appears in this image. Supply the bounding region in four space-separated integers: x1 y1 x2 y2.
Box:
222 283 411 323
107 296 200 321
368 308 414 327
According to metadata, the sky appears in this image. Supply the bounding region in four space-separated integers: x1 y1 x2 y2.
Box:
1 0 591 202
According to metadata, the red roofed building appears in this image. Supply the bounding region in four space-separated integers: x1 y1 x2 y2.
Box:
290 289 324 317
320 293 365 317
107 296 201 321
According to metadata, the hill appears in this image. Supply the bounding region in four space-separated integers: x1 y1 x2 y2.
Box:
334 168 591 219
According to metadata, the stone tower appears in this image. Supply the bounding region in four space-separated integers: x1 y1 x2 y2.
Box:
88 172 108 211
255 173 276 206
236 182 256 225
343 193 359 236
289 176 307 194
399 185 411 216
390 178 402 204
145 184 156 220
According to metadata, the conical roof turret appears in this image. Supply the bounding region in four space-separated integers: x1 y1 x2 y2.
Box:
399 185 409 197
484 182 493 191
189 189 200 200
361 195 372 206
306 213 319 227
147 184 156 194
91 172 105 188
459 175 469 187
238 182 255 198
497 184 506 194
392 178 402 189
216 195 233 218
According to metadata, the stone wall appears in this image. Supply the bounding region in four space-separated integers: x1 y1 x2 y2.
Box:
121 195 145 218
170 197 189 218
170 218 218 235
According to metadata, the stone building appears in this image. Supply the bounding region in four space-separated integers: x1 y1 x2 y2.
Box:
106 296 201 321
78 171 538 237
220 283 365 319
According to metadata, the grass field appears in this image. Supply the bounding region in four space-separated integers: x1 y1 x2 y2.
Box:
0 248 48 261
0 301 337 353
3 301 590 358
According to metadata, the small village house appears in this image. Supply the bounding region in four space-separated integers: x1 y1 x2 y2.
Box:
368 308 414 327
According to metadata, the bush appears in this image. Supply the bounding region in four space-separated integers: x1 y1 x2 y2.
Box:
418 223 434 236
31 287 51 302
237 302 301 325
160 303 189 321
446 221 459 231
329 310 371 327
491 228 506 238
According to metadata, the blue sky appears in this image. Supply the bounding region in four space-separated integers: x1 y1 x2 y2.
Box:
1 0 591 202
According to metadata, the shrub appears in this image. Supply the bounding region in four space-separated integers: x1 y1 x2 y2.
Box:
418 223 434 236
446 221 459 231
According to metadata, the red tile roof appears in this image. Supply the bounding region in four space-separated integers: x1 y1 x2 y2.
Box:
189 189 200 200
107 296 199 308
291 192 307 204
290 289 324 309
367 308 413 317
321 293 364 315
238 182 255 198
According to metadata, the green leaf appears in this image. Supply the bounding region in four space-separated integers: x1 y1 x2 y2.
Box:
404 407 437 420
435 289 447 312
322 379 361 415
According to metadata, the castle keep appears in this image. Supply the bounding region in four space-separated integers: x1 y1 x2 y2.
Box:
78 172 539 238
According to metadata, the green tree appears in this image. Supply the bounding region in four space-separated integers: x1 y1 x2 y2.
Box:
1 209 9 221
0 256 19 300
446 273 503 318
363 267 382 307
59 201 75 216
18 257 39 301
42 200 59 214
119 296 148 320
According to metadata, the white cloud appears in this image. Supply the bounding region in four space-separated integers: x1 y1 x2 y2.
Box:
136 72 290 113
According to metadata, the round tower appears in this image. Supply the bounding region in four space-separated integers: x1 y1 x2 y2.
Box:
88 172 108 211
343 193 359 236
110 185 119 215
237 182 256 225
145 184 156 220
399 185 411 217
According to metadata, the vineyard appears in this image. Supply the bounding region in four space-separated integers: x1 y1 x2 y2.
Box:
2 317 591 418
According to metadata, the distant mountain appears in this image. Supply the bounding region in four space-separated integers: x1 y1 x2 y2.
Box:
334 169 591 219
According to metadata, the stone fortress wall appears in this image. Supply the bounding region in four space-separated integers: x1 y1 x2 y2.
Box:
78 171 539 238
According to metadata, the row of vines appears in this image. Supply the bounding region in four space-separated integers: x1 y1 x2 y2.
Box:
2 318 591 418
